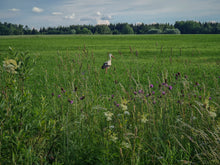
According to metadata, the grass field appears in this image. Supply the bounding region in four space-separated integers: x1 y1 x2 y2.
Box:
0 34 220 164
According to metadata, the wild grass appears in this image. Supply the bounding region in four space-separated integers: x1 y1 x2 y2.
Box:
0 35 220 164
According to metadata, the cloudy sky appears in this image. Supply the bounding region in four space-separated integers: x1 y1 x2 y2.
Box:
0 0 220 29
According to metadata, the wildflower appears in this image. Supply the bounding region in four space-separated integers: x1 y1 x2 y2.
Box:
111 95 114 99
68 99 74 104
124 111 130 115
209 97 212 100
121 104 128 111
80 96 85 100
3 59 18 74
58 95 61 98
110 134 118 143
52 93 54 96
122 141 131 149
141 115 148 123
104 111 114 121
116 104 120 107
195 82 199 86
109 125 115 129
134 91 137 95
162 91 165 95
150 84 154 88
209 111 216 118
152 91 155 95
168 85 172 90
153 100 156 104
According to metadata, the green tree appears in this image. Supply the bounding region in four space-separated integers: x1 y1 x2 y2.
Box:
95 25 112 34
121 23 134 34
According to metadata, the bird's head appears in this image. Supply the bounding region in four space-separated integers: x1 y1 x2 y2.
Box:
109 53 115 59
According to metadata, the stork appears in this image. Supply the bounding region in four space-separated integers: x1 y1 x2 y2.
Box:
101 54 115 73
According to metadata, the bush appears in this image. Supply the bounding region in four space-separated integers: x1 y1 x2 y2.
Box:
147 28 162 34
163 28 181 34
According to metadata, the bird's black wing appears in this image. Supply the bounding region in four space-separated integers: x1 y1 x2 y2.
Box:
101 62 109 69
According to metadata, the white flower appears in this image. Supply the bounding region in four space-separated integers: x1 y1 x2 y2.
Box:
110 133 118 143
122 141 131 149
104 111 113 121
121 104 127 111
209 111 217 118
109 125 115 129
124 111 130 115
141 114 148 123
3 59 18 74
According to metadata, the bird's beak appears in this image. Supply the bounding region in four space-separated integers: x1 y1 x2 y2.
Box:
111 55 115 58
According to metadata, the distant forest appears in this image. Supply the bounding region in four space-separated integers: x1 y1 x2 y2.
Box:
0 20 220 35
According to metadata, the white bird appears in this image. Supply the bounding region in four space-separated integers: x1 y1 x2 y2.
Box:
101 54 115 73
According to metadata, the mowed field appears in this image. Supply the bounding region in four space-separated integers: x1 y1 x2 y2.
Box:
0 34 220 164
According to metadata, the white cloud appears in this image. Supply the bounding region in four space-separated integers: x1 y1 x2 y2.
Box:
96 11 101 16
52 12 63 15
64 13 75 19
8 8 20 12
96 19 110 25
32 7 44 13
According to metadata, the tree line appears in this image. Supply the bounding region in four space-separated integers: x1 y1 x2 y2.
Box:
0 20 220 35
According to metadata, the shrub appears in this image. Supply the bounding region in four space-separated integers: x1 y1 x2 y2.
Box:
147 28 162 34
163 28 181 34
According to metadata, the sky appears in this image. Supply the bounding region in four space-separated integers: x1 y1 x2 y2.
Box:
0 0 220 29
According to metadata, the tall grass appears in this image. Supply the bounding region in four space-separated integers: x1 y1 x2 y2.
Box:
0 35 220 164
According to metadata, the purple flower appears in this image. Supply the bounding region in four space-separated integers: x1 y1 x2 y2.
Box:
153 100 156 104
168 86 173 90
134 91 137 95
138 90 144 94
80 96 85 100
162 91 165 95
150 84 154 88
116 104 120 107
209 97 211 100
68 99 73 104
52 93 54 96
58 95 61 98
111 95 114 99
152 91 155 95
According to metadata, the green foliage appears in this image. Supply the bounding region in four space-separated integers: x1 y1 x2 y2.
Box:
0 35 220 164
147 28 162 34
121 24 134 34
163 28 181 34
1 21 220 35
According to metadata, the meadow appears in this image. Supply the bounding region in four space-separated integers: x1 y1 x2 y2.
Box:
0 34 220 164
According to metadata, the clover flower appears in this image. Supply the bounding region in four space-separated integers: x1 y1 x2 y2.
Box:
168 85 172 90
150 84 154 88
162 91 165 95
